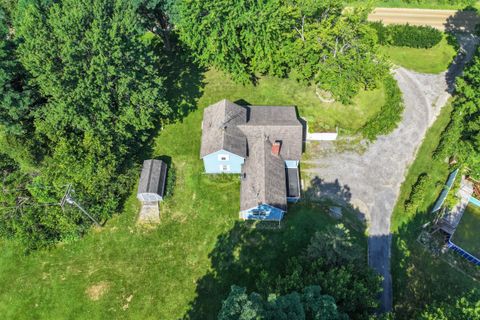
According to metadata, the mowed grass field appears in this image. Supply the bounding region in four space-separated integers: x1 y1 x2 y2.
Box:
380 36 457 74
452 203 480 257
390 102 478 317
0 68 372 319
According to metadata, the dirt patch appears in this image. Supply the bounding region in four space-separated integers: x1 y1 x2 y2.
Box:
86 281 110 301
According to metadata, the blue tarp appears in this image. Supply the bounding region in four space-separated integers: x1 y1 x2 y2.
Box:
431 169 459 213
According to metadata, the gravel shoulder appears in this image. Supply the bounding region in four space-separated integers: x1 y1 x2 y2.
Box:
368 7 480 31
303 34 478 312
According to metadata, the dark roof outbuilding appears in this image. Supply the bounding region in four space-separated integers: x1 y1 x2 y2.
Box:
137 159 167 202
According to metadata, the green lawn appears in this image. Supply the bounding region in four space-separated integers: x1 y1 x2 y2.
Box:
391 102 453 232
451 203 480 257
380 36 457 74
390 102 478 318
203 69 386 133
0 69 368 319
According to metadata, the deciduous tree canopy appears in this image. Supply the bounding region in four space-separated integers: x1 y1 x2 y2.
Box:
0 0 171 250
218 285 347 320
174 0 387 102
435 46 480 178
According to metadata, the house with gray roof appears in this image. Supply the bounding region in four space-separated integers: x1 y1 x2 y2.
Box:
200 99 303 221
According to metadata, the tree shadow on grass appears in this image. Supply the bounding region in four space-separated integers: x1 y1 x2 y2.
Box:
444 8 480 93
182 179 371 320
162 35 206 123
128 34 205 162
391 199 480 318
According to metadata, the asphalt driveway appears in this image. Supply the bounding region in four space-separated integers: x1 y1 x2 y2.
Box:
303 34 478 312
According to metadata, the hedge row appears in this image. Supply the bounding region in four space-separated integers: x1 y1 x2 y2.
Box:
360 74 404 140
404 173 430 215
370 22 443 49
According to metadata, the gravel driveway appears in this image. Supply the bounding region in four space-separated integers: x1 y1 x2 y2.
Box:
303 34 478 312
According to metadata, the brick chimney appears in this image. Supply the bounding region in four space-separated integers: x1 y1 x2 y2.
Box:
272 141 281 156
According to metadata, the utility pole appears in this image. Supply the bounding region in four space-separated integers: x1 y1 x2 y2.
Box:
60 184 101 227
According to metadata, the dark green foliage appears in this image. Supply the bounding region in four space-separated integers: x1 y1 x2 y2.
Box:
0 0 171 249
174 0 388 102
307 224 361 265
253 225 380 319
165 162 176 198
360 74 404 140
131 0 176 49
435 46 480 179
371 22 443 49
0 153 79 251
174 0 292 83
289 2 388 104
404 173 430 215
0 7 36 136
420 290 480 320
218 285 346 320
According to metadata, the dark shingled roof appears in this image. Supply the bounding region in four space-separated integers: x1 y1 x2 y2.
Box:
137 159 167 199
240 133 287 212
238 106 303 160
200 99 248 158
200 100 304 213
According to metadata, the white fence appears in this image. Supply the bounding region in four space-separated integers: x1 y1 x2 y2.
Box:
306 132 338 141
302 117 338 141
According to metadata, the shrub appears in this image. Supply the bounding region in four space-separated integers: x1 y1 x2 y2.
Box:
371 22 443 49
361 75 404 140
390 24 443 48
404 173 430 215
165 163 176 198
370 21 391 45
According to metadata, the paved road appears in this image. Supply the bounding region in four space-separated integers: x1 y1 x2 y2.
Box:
304 34 478 312
368 7 480 31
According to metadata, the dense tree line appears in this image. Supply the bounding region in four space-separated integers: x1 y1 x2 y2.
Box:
174 0 389 103
217 224 382 320
370 22 443 49
0 0 172 250
435 46 480 178
218 285 347 320
420 290 480 319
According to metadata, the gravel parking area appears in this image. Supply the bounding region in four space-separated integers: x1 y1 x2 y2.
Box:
303 34 478 312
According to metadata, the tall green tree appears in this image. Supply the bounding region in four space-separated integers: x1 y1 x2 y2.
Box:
174 0 294 83
287 1 387 103
0 7 36 136
218 285 346 320
435 46 480 178
131 0 175 49
420 290 480 320
0 0 171 249
307 224 361 265
174 0 387 102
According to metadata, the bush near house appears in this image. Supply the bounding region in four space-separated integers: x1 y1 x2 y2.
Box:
371 22 443 48
360 74 404 140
